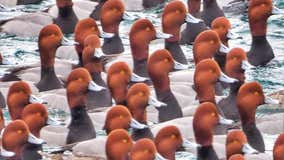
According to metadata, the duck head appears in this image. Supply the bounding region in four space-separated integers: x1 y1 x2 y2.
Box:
82 35 104 75
194 59 238 103
193 30 230 64
237 82 279 125
21 103 48 138
106 129 133 160
211 17 240 46
127 83 166 123
249 0 283 36
225 48 251 83
56 0 73 8
193 102 233 147
101 0 135 34
130 19 172 61
107 62 132 105
7 81 45 120
273 133 284 160
104 105 147 134
130 138 167 160
66 68 105 108
162 1 201 42
1 120 45 159
226 130 258 159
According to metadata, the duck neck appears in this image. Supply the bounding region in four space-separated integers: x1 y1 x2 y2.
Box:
58 5 75 18
251 35 269 47
102 34 124 55
132 127 154 141
203 0 218 9
196 85 216 104
242 122 265 152
228 81 243 97
197 145 219 160
37 66 62 92
91 72 105 86
131 41 150 77
133 59 149 77
143 0 165 8
249 19 268 37
165 41 188 65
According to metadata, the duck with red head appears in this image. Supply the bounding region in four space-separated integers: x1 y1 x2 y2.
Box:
237 82 280 152
37 24 76 92
66 67 105 144
193 30 230 65
126 83 166 140
82 35 112 108
0 120 45 160
194 59 238 104
104 105 148 134
226 130 258 159
106 129 133 160
180 0 208 44
248 0 283 66
130 138 167 160
162 1 201 65
218 48 252 121
273 133 284 160
155 125 199 160
130 19 173 78
148 49 183 122
7 81 45 120
202 0 225 26
53 0 78 34
100 0 137 55
193 102 234 159
211 17 241 71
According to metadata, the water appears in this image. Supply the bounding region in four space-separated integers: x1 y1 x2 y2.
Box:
0 0 283 159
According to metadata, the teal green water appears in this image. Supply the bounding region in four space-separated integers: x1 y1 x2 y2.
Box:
0 0 283 159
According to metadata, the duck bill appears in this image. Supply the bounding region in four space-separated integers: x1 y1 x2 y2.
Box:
61 37 78 46
219 72 239 83
227 30 242 39
241 60 254 70
218 115 234 125
28 133 46 145
130 118 148 130
173 60 189 70
94 48 105 58
100 31 115 39
148 96 167 108
182 138 201 149
0 148 15 157
264 96 280 105
130 73 149 82
185 13 202 23
155 153 168 160
46 117 65 126
29 95 47 104
272 6 284 15
242 143 259 154
122 12 137 21
219 43 230 53
88 81 106 92
155 31 173 39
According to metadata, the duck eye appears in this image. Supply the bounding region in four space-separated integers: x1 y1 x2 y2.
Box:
91 27 96 31
50 34 56 37
145 27 151 32
171 134 177 139
210 40 215 44
78 78 83 82
211 112 216 117
120 70 126 75
261 3 266 7
119 115 124 119
164 58 169 63
17 130 23 134
233 57 238 61
175 10 181 14
36 112 41 117
254 91 259 96
122 139 128 143
144 149 150 153
209 69 214 73
138 92 144 97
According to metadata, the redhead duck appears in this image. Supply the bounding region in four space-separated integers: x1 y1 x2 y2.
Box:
129 19 172 78
126 83 166 140
202 0 225 26
106 129 133 160
180 0 208 44
82 34 112 109
247 0 284 66
130 138 167 160
147 49 183 122
162 1 201 65
65 67 105 144
0 120 45 159
218 48 252 121
211 17 241 70
237 82 280 152
100 0 136 55
193 30 230 65
273 133 284 160
226 130 258 159
154 125 199 160
194 59 238 105
7 81 45 120
193 102 234 159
